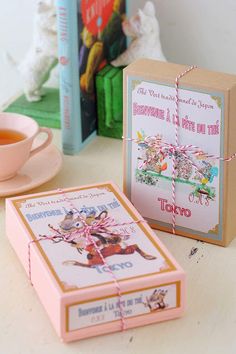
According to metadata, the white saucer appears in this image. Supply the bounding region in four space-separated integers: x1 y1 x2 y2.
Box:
0 143 63 197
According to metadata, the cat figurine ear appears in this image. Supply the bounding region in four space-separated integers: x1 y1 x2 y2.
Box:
37 0 56 15
111 0 166 67
37 1 50 13
143 1 156 17
138 9 146 22
137 9 147 33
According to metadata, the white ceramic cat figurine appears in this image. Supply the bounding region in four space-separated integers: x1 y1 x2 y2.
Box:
7 0 58 102
111 1 166 67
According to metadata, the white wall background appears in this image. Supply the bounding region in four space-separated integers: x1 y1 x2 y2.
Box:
0 0 236 106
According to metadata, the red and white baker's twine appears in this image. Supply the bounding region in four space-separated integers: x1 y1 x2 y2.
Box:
172 66 197 234
28 189 145 331
124 65 236 235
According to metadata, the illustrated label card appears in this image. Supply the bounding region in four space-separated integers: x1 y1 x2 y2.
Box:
15 185 174 291
68 282 179 331
126 78 224 240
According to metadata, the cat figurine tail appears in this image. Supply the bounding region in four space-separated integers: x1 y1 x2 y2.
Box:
111 1 166 67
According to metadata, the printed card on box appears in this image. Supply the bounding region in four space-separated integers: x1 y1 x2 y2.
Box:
123 59 236 246
6 182 185 342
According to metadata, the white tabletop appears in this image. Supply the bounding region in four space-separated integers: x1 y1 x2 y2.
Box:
0 129 236 354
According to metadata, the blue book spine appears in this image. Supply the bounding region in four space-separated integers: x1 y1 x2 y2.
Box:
56 0 82 155
57 0 129 155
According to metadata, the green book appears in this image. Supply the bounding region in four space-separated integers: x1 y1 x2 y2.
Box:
96 65 123 139
4 88 61 129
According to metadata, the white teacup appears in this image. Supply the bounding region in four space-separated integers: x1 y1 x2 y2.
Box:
0 113 53 181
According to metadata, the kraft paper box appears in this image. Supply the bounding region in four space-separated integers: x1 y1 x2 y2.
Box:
123 59 236 246
6 182 185 342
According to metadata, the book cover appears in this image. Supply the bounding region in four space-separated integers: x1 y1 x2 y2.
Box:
57 0 127 154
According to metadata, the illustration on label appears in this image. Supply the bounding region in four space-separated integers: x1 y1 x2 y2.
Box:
143 288 168 311
68 282 179 331
17 186 174 290
128 79 224 239
47 208 157 269
135 131 218 202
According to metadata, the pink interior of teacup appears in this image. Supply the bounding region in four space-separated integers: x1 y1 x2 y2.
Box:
0 113 38 140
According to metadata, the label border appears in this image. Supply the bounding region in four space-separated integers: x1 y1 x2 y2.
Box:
125 76 224 241
66 280 181 332
12 183 176 293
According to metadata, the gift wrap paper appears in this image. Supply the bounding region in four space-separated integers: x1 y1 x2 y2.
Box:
123 59 236 246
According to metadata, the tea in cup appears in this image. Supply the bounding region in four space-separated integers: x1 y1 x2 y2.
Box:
0 113 53 181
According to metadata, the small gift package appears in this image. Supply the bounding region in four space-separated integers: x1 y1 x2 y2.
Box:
6 182 185 342
96 65 123 139
123 59 236 246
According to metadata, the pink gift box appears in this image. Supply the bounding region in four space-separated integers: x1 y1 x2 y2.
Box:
6 182 185 342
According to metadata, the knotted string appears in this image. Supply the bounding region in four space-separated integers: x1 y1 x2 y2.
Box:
124 65 236 234
28 188 145 331
172 66 197 233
